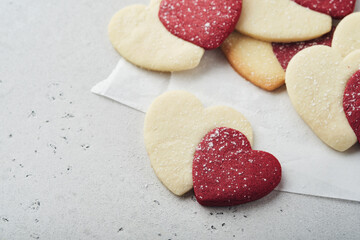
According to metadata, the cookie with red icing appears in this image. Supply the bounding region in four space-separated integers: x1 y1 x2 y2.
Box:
158 0 242 49
285 12 360 151
294 0 356 19
272 28 335 70
144 91 253 196
343 70 360 143
193 127 282 206
286 47 360 152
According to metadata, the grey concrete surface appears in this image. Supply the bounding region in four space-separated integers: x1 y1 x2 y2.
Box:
1 0 360 239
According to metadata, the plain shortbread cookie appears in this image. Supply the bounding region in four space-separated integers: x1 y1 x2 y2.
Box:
332 12 360 57
286 47 360 151
235 0 332 42
221 32 285 91
108 0 204 72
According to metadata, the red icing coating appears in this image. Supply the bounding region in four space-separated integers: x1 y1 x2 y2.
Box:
193 127 282 206
158 0 242 50
343 70 360 143
272 28 335 70
293 0 356 19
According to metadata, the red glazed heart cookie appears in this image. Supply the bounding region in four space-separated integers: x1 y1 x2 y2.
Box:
294 0 356 19
158 0 242 49
272 28 335 70
343 70 360 143
193 127 281 206
144 91 253 196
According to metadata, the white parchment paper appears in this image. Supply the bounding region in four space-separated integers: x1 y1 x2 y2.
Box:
92 58 169 112
92 4 360 201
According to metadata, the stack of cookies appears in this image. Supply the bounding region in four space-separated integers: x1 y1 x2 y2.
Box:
108 0 357 89
108 0 360 206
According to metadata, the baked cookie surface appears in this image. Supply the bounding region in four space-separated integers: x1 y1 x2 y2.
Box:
332 12 360 57
144 91 253 195
286 47 360 151
221 32 285 91
294 0 356 19
235 0 332 42
159 0 242 49
108 0 204 72
193 127 281 206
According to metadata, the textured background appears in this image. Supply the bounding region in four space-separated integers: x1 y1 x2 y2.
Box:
1 0 360 239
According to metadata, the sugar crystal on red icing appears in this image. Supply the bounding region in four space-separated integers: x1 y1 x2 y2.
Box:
343 69 360 143
193 127 282 206
158 0 242 49
293 0 356 19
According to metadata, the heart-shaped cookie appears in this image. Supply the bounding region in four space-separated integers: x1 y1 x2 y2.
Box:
332 12 360 57
221 32 285 91
144 91 253 196
343 70 360 143
108 0 204 72
294 0 356 19
221 29 334 91
286 13 360 151
193 127 281 206
286 47 360 151
158 0 242 49
272 27 335 70
235 0 332 42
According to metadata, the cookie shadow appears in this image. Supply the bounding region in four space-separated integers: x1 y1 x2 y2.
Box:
343 143 360 156
182 188 282 213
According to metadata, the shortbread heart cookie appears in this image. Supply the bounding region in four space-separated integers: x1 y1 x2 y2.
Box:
272 28 334 70
221 32 285 91
221 29 335 91
159 0 242 49
108 0 204 72
286 47 360 151
332 12 360 57
193 127 281 206
144 91 253 196
294 0 356 19
343 70 360 143
236 0 332 42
